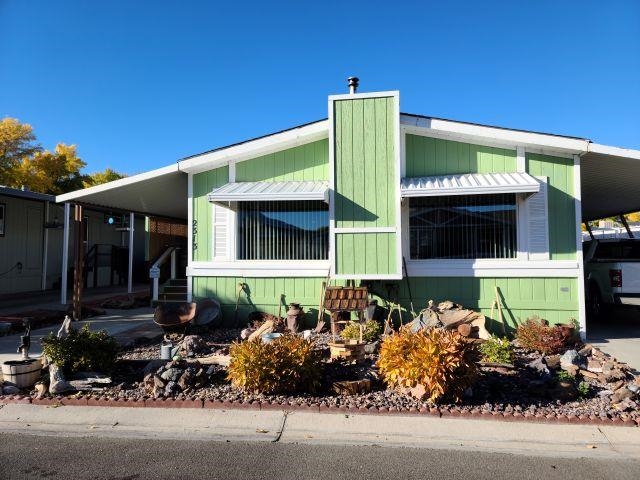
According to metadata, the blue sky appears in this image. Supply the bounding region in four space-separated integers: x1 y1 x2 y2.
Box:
1 1 638 176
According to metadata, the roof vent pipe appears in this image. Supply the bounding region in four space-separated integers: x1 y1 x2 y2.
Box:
347 76 359 95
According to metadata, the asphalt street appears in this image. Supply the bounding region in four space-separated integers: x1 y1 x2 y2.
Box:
1 433 639 480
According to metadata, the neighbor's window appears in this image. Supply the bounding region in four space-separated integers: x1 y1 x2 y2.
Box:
0 203 5 236
238 200 329 260
409 194 517 259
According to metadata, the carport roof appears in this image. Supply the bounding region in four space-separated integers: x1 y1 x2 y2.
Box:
56 164 187 219
581 143 640 222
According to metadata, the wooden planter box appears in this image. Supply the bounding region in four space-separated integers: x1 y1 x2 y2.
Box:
327 340 366 361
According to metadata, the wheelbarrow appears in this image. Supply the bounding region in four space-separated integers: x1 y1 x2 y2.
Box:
153 302 197 342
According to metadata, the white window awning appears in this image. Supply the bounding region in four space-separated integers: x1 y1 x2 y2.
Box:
401 172 540 197
208 181 329 202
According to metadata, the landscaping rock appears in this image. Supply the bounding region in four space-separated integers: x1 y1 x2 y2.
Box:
545 354 561 370
160 367 182 383
586 359 603 373
578 344 593 357
183 335 206 354
526 357 550 377
142 360 166 376
560 350 582 370
49 363 73 394
2 385 20 395
611 387 634 403
553 381 578 402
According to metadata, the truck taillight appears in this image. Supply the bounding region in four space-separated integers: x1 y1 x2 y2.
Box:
609 269 622 288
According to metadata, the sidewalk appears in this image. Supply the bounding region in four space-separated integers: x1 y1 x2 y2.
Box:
1 403 639 459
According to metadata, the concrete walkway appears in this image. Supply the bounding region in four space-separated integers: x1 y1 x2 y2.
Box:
0 403 639 459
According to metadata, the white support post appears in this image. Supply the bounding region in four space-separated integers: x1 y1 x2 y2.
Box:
152 277 159 302
128 212 134 294
42 201 49 290
61 203 70 305
573 154 587 341
170 249 176 279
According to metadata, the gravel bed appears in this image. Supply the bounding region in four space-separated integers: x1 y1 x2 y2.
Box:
28 328 640 422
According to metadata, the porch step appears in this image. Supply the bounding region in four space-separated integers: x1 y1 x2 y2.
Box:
153 278 188 306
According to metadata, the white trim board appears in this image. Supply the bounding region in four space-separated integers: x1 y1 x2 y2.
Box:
405 259 580 278
573 154 586 340
179 121 329 174
188 260 330 278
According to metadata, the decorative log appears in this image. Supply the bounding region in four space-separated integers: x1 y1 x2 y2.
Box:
186 354 231 367
248 320 274 342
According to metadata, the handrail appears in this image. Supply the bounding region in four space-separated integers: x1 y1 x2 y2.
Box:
149 246 181 302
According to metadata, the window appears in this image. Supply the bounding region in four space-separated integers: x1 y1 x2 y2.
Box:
409 193 517 259
237 200 329 260
0 203 5 236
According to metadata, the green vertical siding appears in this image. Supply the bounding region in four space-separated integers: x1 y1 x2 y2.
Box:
192 166 228 262
235 140 329 182
335 233 396 275
334 97 396 228
333 95 398 277
193 276 327 327
380 276 579 334
526 153 576 260
405 135 517 177
193 274 578 331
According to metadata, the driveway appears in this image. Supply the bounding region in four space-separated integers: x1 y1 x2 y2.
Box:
587 305 640 374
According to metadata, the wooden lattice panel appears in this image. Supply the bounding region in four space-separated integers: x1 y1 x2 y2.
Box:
323 286 368 312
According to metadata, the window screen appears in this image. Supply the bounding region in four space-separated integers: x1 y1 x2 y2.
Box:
409 194 517 259
238 201 329 260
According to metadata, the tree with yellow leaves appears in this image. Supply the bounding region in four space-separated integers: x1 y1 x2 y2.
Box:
0 117 125 194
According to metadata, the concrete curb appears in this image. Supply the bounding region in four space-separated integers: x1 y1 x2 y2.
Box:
1 394 638 427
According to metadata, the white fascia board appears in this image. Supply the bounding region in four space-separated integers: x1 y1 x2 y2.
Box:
405 259 580 278
587 142 640 160
55 163 181 204
328 90 400 101
401 115 589 154
179 121 329 174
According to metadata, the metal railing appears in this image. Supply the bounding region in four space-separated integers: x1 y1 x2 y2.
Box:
149 246 180 302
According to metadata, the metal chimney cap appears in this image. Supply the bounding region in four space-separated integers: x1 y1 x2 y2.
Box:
347 76 359 87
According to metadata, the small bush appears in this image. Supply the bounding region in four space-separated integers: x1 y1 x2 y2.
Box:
227 334 321 394
376 329 477 403
516 317 567 355
479 335 514 364
340 320 381 343
41 325 120 374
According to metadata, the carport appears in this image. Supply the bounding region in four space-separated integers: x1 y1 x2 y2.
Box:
55 164 188 310
580 144 640 371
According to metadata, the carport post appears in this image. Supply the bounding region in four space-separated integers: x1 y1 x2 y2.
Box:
128 212 134 294
619 214 634 239
61 202 70 305
574 155 587 342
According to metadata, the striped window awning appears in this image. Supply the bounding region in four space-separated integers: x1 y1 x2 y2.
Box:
400 172 540 197
208 181 329 202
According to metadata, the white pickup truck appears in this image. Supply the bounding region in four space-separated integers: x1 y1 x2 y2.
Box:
584 238 640 317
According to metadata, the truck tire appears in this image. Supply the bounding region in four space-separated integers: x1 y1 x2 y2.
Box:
587 284 605 319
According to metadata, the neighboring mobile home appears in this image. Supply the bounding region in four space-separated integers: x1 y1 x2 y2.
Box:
56 83 640 338
0 185 146 296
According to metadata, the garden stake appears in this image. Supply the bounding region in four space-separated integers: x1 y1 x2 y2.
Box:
493 286 507 336
402 256 416 317
234 282 245 323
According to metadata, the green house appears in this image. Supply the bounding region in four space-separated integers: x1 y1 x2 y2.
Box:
57 84 640 339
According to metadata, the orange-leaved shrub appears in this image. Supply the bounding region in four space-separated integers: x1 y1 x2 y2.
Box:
376 328 477 403
227 334 321 394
